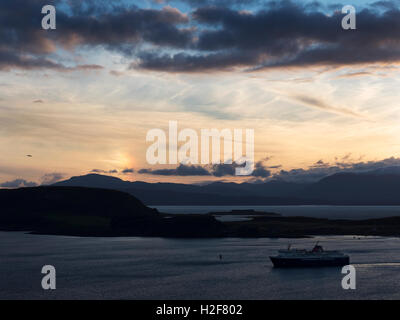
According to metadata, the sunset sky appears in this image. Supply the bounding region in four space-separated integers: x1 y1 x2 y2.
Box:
2 0 400 186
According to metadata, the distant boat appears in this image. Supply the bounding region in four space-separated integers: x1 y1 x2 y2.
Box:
270 243 350 268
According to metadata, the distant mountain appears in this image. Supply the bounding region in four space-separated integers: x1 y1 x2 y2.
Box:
53 174 310 205
53 173 133 189
53 168 400 205
305 172 400 204
365 166 400 175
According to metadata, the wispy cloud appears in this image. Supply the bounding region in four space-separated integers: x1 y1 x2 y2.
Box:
291 94 368 119
41 172 64 185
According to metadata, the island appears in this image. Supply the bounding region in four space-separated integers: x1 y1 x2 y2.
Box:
1 186 400 238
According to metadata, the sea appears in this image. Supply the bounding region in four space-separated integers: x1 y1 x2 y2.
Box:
2 206 400 300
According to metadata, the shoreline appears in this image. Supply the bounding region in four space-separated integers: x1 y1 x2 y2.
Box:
3 188 400 239
3 212 400 239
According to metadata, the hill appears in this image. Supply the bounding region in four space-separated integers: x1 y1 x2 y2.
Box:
53 170 400 205
0 186 224 237
305 172 400 204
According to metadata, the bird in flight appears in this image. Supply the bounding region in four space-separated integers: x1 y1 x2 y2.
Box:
26 155 32 158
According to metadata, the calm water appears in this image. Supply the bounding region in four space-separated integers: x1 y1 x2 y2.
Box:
1 232 400 299
153 205 400 220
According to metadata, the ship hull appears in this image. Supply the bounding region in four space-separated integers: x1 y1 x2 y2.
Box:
270 256 350 268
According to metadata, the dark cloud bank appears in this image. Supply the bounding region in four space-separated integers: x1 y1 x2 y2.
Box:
3 0 400 72
0 179 38 188
272 157 400 182
138 161 271 178
0 172 65 188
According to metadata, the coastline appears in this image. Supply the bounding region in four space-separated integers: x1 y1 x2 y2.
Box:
3 211 400 239
3 187 400 239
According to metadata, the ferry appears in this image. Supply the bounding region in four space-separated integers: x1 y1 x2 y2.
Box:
270 243 350 268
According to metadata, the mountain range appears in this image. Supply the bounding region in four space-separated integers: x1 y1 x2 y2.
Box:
53 167 400 205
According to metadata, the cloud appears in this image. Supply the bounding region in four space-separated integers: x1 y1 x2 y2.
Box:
268 165 282 169
122 168 134 174
0 179 37 188
166 0 263 6
272 157 400 182
138 162 271 177
209 163 238 177
252 161 272 178
209 161 271 177
135 50 260 72
336 71 373 79
4 0 400 73
74 64 104 71
91 169 118 174
91 169 105 173
109 70 125 77
370 1 398 10
137 1 400 72
291 94 367 119
0 0 191 71
139 164 211 176
41 172 64 185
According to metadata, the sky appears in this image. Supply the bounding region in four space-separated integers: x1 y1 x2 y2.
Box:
2 0 400 186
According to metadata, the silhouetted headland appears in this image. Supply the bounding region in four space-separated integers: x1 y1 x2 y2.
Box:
2 186 400 238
